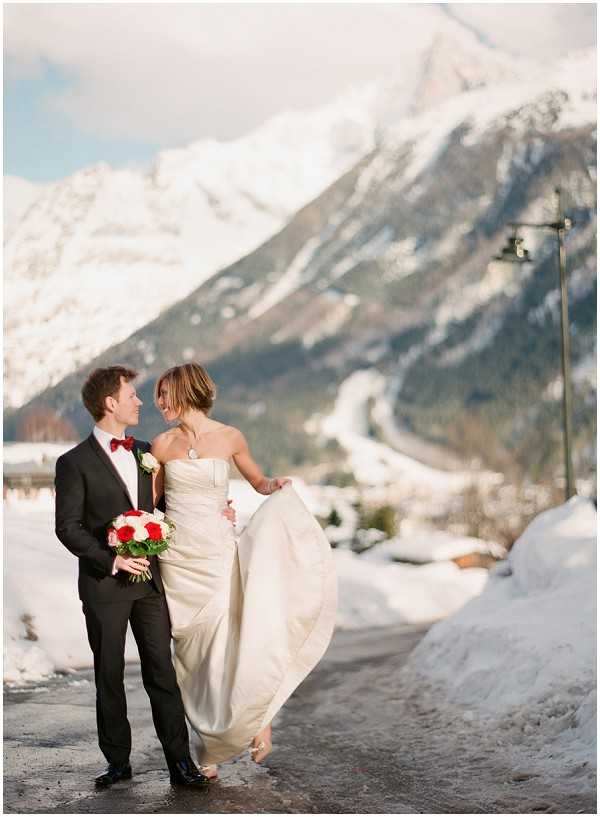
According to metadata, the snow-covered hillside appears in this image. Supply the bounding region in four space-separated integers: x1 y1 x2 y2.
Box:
311 368 503 492
4 9 535 408
3 176 40 239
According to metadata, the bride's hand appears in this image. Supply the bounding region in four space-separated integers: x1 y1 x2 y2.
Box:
222 499 236 525
260 477 291 495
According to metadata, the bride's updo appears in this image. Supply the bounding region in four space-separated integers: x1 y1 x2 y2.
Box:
154 362 216 416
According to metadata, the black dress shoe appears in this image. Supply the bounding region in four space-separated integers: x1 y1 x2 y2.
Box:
169 757 210 788
95 763 132 787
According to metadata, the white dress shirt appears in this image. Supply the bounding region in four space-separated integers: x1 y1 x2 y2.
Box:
93 425 138 508
93 425 139 576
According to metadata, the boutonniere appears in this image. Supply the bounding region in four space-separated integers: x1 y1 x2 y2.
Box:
137 450 160 475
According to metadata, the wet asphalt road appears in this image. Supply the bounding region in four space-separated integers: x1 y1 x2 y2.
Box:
4 622 595 814
4 624 426 814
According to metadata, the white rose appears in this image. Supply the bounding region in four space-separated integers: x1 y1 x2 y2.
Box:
133 526 148 542
140 452 159 472
114 515 126 528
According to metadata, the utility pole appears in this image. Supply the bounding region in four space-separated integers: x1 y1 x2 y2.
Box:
494 187 576 500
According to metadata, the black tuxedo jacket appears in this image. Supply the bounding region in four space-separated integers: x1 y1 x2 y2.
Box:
55 434 165 604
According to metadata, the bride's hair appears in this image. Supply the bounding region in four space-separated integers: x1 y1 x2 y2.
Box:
154 362 216 416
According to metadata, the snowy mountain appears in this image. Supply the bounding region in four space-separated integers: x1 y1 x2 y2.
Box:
3 176 41 240
8 49 596 487
5 7 532 408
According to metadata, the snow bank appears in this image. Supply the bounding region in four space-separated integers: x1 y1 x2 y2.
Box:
4 479 491 683
364 530 506 563
402 495 597 785
334 549 488 629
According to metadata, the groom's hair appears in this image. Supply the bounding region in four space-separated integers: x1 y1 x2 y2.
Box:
82 365 138 421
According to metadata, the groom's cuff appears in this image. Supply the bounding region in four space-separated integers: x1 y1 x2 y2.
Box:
111 557 118 576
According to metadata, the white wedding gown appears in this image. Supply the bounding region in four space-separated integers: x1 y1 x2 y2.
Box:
158 458 337 765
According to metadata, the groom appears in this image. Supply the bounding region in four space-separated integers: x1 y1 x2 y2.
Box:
55 365 235 788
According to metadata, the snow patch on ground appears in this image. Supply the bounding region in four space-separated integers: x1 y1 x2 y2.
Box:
401 495 597 791
365 530 506 563
334 550 488 630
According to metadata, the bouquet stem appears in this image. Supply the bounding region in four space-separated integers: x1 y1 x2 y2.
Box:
129 568 153 584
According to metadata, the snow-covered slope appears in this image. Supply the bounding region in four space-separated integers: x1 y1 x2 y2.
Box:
3 175 41 239
402 495 596 796
312 368 502 491
4 8 536 408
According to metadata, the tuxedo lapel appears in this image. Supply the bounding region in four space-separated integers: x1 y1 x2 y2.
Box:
87 434 134 506
132 439 149 510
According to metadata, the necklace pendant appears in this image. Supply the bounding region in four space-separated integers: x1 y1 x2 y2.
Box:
188 447 199 460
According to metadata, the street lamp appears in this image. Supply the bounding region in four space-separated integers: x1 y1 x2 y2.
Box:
493 231 531 263
493 187 576 501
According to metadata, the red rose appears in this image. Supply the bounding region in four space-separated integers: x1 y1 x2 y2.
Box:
117 525 135 543
145 522 163 541
124 510 143 517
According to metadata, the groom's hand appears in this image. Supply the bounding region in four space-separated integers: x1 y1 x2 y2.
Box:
222 500 236 525
114 554 150 576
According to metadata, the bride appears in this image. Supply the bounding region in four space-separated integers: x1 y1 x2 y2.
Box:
151 362 336 779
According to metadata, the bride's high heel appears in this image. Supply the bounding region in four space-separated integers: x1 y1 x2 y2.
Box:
249 741 272 763
200 764 218 780
250 725 272 763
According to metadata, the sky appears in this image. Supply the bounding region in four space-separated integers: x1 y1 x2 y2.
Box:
4 3 597 183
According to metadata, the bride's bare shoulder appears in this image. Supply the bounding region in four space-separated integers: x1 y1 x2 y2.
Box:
207 422 243 446
151 428 183 460
206 420 238 438
222 425 247 450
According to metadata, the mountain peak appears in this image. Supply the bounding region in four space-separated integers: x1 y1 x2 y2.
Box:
4 18 594 409
410 30 516 113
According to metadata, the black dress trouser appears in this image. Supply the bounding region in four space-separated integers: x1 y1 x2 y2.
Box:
82 590 189 767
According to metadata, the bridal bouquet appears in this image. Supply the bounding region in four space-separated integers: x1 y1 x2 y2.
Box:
107 510 175 583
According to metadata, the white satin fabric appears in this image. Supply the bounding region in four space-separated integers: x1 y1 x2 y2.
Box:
158 458 336 765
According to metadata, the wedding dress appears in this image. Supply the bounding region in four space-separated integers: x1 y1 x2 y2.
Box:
158 457 336 765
